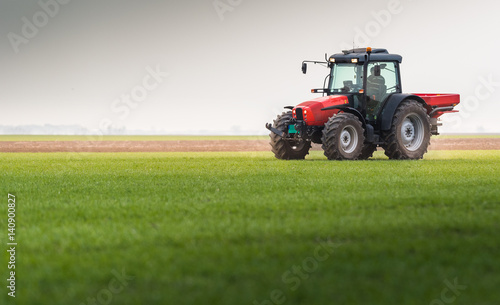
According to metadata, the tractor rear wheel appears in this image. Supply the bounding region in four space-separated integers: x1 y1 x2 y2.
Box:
322 113 365 160
269 111 311 160
382 100 431 159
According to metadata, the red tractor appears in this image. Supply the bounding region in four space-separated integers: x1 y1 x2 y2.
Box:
266 48 460 160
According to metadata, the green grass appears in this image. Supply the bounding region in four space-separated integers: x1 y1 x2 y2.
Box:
1 151 499 305
0 135 268 141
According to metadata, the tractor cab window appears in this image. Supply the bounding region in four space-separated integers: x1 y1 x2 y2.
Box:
366 61 400 118
329 63 363 94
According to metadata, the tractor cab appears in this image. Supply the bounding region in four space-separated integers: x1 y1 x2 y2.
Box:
325 48 402 121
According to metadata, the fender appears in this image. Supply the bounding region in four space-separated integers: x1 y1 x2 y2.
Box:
321 105 367 129
379 94 427 131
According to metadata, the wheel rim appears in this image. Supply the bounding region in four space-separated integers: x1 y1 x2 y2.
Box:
340 125 358 154
400 113 424 151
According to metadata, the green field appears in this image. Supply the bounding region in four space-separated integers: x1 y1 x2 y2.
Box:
1 150 499 305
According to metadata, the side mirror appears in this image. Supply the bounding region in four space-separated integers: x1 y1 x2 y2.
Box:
374 65 381 76
302 62 307 74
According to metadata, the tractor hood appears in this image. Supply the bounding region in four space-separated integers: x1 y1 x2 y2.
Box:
293 95 349 126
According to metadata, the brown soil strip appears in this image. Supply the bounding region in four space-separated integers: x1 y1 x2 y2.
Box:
0 140 269 153
0 138 499 153
429 138 500 150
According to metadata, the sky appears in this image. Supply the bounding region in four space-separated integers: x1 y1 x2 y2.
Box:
1 0 500 135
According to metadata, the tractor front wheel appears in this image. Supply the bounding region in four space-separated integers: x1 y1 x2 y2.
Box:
382 100 431 159
269 111 311 160
322 113 365 160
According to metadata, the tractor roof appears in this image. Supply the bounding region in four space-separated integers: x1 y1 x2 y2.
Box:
330 48 402 63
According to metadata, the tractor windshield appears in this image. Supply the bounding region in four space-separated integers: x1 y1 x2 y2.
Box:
329 63 364 93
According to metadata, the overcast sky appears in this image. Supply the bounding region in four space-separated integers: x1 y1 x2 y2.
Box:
1 0 499 134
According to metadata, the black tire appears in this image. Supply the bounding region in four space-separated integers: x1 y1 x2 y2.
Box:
382 100 431 160
321 113 365 160
269 111 311 160
359 143 377 160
